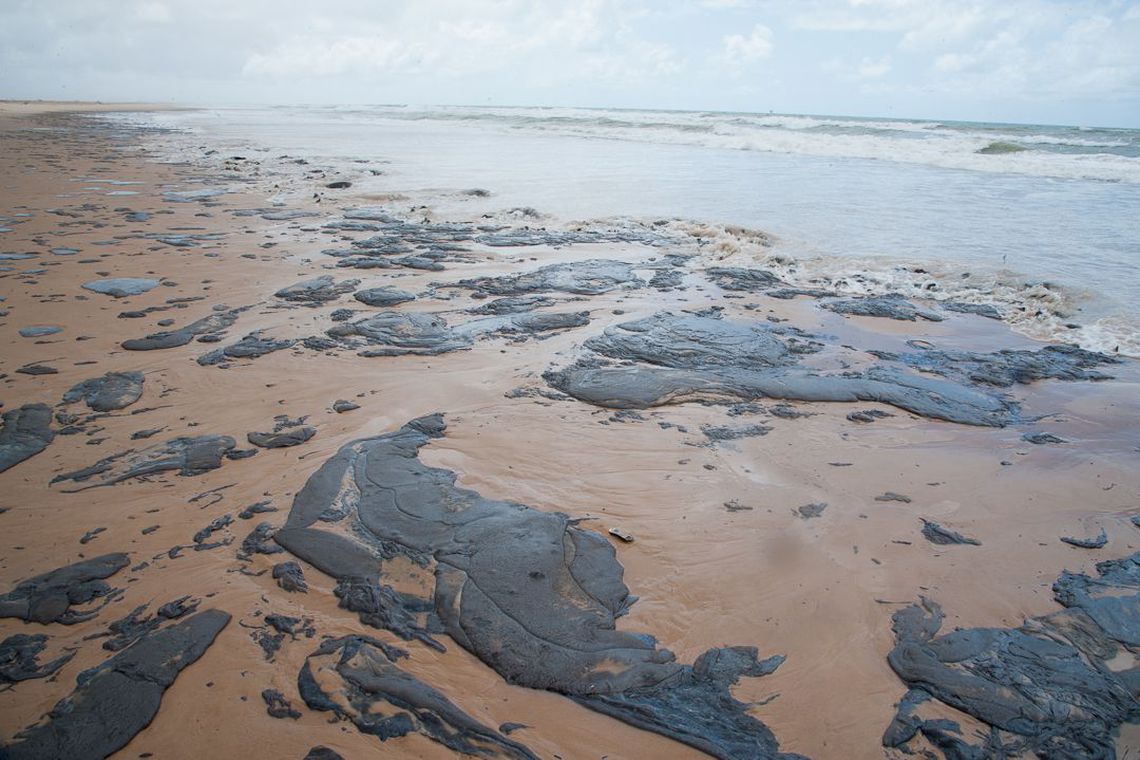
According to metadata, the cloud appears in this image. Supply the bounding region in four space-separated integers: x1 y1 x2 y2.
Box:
135 2 172 24
821 53 891 84
579 38 686 84
243 36 432 78
722 23 774 62
858 55 890 78
911 8 1140 101
767 0 1140 105
238 1 682 89
0 0 1137 123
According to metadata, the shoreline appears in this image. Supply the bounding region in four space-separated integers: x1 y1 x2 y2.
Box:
1 110 1138 759
0 100 182 117
106 104 1140 358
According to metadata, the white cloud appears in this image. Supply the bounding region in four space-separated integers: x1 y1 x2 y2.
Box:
934 52 972 73
767 0 1140 105
0 0 1137 122
244 36 431 78
239 0 682 89
858 55 890 78
821 53 891 84
578 38 686 85
135 2 172 24
722 23 774 61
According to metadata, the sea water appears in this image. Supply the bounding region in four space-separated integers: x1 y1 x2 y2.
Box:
104 105 1140 354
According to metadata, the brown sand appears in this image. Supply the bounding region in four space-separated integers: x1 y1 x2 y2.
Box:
0 101 181 117
1 104 1138 759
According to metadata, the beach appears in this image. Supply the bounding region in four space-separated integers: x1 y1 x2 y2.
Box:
1 103 1139 759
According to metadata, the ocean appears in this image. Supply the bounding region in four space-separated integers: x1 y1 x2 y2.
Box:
102 105 1140 355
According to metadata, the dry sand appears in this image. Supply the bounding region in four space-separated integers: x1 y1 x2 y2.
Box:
0 101 182 117
1 104 1138 759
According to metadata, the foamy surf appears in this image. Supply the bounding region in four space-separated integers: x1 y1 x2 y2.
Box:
343 105 1140 184
669 219 1140 357
93 107 1140 357
111 106 1140 183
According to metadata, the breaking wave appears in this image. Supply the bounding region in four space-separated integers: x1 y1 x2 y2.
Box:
328 105 1140 184
94 108 1140 357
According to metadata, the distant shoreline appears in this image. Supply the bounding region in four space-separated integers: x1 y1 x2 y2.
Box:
0 100 183 118
4 99 1135 131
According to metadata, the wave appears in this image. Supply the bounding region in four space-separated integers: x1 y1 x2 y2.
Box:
115 105 1140 182
977 141 1027 154
332 105 1140 183
1008 134 1132 149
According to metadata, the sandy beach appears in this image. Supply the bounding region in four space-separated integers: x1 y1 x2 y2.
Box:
2 104 1139 760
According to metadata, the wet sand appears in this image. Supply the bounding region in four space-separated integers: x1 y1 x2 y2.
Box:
1 104 1138 759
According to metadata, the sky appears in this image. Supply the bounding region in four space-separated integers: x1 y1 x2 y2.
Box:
2 0 1139 127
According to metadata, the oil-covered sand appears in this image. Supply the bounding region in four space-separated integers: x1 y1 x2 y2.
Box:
1 105 1139 760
